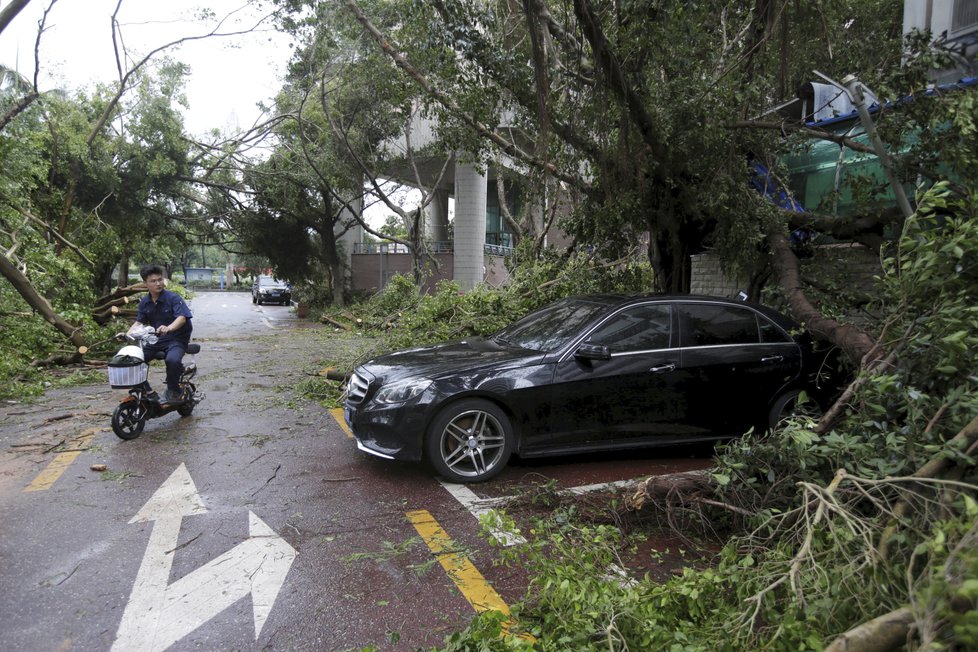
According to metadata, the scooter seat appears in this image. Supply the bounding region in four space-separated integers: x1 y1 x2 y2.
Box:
186 343 201 355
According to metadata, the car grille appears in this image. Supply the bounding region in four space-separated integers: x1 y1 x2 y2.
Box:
346 371 369 405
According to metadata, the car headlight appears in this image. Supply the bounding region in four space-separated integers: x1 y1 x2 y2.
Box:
372 378 431 405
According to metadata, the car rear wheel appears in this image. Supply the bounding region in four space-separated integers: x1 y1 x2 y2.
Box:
768 389 822 430
425 399 513 483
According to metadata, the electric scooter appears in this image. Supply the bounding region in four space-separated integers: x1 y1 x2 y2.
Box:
107 326 202 440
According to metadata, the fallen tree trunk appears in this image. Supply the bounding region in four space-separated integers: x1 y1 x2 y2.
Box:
824 606 914 652
95 283 147 306
320 314 352 331
0 254 88 360
31 347 90 367
626 470 713 512
767 229 879 366
93 305 136 325
96 295 131 310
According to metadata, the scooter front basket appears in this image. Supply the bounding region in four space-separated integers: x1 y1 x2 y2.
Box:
107 359 148 388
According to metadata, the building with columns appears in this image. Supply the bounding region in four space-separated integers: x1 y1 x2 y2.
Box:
342 110 567 294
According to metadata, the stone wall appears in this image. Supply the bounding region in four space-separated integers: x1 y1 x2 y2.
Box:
689 253 747 298
690 243 882 300
802 243 881 297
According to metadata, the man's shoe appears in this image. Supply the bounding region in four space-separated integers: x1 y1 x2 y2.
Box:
163 389 182 403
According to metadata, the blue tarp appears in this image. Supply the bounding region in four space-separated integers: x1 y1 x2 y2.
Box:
750 162 806 213
750 161 812 248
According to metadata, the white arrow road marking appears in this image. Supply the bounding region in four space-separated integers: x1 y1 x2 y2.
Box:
113 464 297 652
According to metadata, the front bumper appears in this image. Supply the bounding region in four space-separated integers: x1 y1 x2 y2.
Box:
344 400 430 462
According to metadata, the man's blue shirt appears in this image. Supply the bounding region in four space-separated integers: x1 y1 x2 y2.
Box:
136 289 193 344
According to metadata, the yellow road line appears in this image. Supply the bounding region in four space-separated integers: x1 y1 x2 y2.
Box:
329 408 353 438
24 427 100 492
406 509 535 644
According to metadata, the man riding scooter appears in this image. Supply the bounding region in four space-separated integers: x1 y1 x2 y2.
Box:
127 264 193 404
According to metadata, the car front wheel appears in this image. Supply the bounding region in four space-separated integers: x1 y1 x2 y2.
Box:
425 399 513 483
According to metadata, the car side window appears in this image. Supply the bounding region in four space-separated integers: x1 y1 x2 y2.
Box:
680 304 760 347
588 305 672 354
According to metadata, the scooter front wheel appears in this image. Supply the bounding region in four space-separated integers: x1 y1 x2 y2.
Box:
112 402 146 440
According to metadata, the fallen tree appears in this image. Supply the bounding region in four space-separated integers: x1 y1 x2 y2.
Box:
0 254 89 364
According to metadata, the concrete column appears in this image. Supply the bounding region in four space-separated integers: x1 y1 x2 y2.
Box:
453 161 487 291
424 189 450 243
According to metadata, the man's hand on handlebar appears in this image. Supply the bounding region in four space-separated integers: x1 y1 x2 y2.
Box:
122 325 157 341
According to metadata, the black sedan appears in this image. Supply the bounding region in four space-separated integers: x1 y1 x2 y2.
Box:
252 276 292 306
344 295 823 483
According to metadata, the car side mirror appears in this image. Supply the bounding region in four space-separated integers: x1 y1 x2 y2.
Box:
575 343 611 360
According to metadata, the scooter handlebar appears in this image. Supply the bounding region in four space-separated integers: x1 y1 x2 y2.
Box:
117 327 157 344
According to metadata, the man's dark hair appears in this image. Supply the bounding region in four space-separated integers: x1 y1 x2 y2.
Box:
139 264 165 280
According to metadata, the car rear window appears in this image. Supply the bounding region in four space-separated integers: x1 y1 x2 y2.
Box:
680 304 760 347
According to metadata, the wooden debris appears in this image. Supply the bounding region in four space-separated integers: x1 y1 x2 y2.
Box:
92 283 146 325
319 314 352 331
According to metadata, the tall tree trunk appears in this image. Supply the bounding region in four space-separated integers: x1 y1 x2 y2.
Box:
117 253 130 289
0 255 88 358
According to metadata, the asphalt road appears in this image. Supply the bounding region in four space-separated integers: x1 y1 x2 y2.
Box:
0 291 712 651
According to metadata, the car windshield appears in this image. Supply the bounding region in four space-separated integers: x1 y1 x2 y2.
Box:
259 277 285 287
493 299 611 352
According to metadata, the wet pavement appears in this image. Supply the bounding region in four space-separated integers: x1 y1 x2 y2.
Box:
0 291 713 651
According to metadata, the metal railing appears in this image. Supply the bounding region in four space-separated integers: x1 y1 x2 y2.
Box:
352 241 514 256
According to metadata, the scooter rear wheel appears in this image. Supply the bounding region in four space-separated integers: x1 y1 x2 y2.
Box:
112 402 146 440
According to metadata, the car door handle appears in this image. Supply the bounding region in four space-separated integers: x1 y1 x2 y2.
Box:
649 363 676 373
761 355 784 363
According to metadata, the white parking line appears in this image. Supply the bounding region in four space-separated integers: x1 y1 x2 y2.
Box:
438 481 524 546
439 474 705 547
560 478 640 496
